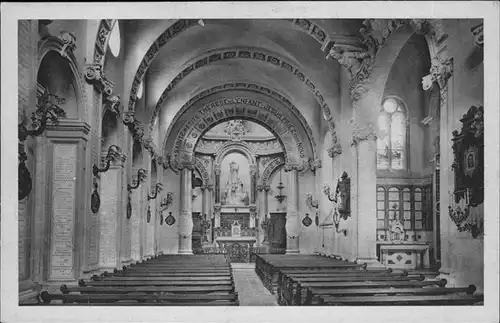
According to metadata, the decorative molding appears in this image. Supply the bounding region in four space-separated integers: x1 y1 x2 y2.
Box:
84 63 115 96
127 19 337 135
93 19 117 65
168 97 310 168
58 31 77 58
162 82 317 157
308 158 322 172
196 137 283 156
258 157 285 188
103 94 123 118
349 121 377 146
328 19 449 103
328 142 343 158
214 141 257 166
470 23 484 49
421 56 454 91
194 157 211 187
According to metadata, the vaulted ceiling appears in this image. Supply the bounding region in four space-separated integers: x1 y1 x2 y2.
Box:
120 19 365 160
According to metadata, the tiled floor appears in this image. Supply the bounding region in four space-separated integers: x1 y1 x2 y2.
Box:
231 263 279 306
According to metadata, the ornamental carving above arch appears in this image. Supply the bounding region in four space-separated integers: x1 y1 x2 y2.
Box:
158 81 317 159
166 97 311 170
93 19 117 65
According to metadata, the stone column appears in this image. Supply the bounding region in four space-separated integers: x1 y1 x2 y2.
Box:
178 167 193 254
285 168 300 254
351 123 383 268
98 154 126 270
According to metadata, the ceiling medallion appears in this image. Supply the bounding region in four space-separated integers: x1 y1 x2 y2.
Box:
165 212 176 226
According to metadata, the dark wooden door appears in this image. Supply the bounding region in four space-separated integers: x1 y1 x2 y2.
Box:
192 213 203 253
269 212 286 253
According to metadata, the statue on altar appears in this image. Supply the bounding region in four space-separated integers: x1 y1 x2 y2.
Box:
222 161 249 206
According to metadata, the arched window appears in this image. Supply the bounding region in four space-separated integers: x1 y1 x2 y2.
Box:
377 97 408 171
108 22 121 57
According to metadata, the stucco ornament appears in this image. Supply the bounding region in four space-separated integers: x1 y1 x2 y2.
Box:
349 120 377 146
422 56 454 91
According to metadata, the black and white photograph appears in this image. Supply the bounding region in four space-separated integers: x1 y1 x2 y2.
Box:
1 2 499 323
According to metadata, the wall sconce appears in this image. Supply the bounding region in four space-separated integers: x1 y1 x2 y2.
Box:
333 209 347 236
128 169 148 192
126 169 148 219
274 170 287 204
18 91 67 142
18 90 66 200
148 183 163 201
323 184 336 202
93 145 122 177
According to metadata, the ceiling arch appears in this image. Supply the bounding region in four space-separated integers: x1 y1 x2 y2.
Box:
126 18 358 114
151 47 337 151
160 81 317 159
164 96 315 171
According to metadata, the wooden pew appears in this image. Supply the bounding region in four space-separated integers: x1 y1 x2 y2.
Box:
317 294 484 306
280 274 425 305
304 285 477 305
61 284 235 295
276 270 407 305
78 279 234 287
39 291 239 305
34 254 239 306
254 254 367 294
294 279 447 305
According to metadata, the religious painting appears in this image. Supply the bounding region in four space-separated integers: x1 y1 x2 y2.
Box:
220 152 250 206
451 105 484 206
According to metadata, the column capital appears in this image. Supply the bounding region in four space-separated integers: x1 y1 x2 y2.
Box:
349 121 377 146
422 56 453 91
58 31 77 58
84 63 115 96
214 164 221 175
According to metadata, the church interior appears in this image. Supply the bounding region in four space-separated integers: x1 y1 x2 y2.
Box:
14 17 489 307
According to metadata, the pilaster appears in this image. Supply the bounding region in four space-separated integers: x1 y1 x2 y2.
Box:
285 169 300 254
178 167 193 254
350 122 383 268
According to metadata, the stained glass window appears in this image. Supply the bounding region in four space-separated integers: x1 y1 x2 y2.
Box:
377 98 407 170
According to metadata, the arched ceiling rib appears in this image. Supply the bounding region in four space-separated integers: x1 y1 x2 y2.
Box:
119 18 365 163
161 81 318 160
149 47 326 131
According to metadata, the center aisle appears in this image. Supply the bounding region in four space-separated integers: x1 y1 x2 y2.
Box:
230 263 278 306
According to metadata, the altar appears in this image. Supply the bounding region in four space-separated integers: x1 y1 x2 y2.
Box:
215 220 257 263
379 243 430 270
